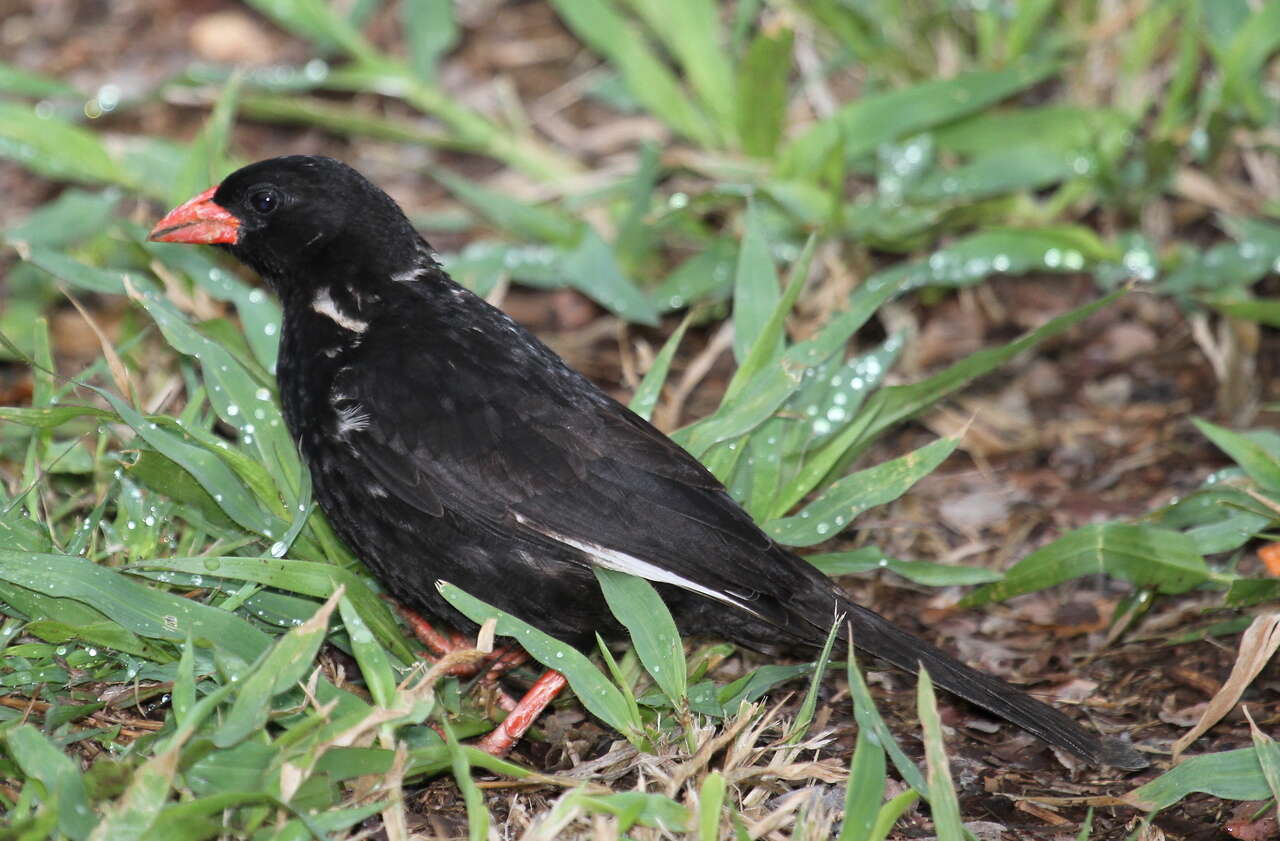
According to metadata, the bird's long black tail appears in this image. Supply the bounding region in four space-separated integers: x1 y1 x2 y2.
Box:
816 590 1146 769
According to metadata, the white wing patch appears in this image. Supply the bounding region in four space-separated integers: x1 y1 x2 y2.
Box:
313 288 369 333
513 514 760 617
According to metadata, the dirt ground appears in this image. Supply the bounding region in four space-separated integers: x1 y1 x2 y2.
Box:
2 2 1278 839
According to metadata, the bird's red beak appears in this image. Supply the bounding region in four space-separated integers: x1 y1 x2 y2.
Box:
149 185 240 244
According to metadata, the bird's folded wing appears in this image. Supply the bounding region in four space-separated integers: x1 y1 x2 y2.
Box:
334 332 797 618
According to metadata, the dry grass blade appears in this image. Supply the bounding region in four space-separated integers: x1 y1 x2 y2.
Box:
1172 612 1280 759
59 284 134 403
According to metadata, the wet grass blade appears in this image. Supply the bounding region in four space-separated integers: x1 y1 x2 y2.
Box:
0 550 270 657
594 567 687 706
767 435 958 545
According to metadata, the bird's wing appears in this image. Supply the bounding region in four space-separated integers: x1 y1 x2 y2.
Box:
335 302 797 621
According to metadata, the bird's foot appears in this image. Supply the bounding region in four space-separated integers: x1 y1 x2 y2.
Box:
396 604 528 700
476 669 568 756
393 604 567 755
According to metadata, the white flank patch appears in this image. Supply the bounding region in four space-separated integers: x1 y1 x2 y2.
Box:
514 514 759 616
312 288 369 333
335 402 370 435
390 267 425 284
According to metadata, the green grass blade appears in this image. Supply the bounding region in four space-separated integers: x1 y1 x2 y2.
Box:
629 314 690 421
0 101 130 188
780 61 1058 179
0 61 78 97
784 615 839 744
431 168 582 245
730 200 781 364
134 556 413 663
549 0 719 146
337 594 398 709
735 24 793 157
403 0 459 82
215 591 339 747
561 229 661 325
767 435 959 544
442 720 489 841
838 728 886 841
675 254 904 459
0 550 270 657
624 0 736 130
1194 418 1280 494
807 549 1002 587
698 771 727 841
594 567 687 706
5 725 95 841
1125 747 1274 811
961 523 1219 606
917 668 964 841
846 644 926 793
869 789 921 841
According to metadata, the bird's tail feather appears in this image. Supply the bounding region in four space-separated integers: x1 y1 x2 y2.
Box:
825 593 1146 769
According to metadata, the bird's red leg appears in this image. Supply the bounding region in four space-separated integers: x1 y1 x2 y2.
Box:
393 603 566 753
396 603 527 683
397 604 461 659
476 669 568 757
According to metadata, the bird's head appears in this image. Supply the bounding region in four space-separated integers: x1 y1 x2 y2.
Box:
150 155 423 298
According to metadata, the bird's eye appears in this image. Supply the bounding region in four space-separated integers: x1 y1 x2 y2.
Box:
250 190 279 214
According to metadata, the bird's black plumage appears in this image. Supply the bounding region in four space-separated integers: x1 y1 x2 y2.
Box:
154 155 1145 769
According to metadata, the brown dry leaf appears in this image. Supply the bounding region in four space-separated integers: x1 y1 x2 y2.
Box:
1257 542 1280 577
1171 613 1280 759
189 11 279 65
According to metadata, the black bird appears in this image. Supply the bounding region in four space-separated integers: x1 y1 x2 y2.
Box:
151 155 1145 768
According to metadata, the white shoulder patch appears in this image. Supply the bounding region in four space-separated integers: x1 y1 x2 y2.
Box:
313 288 369 333
513 514 759 617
